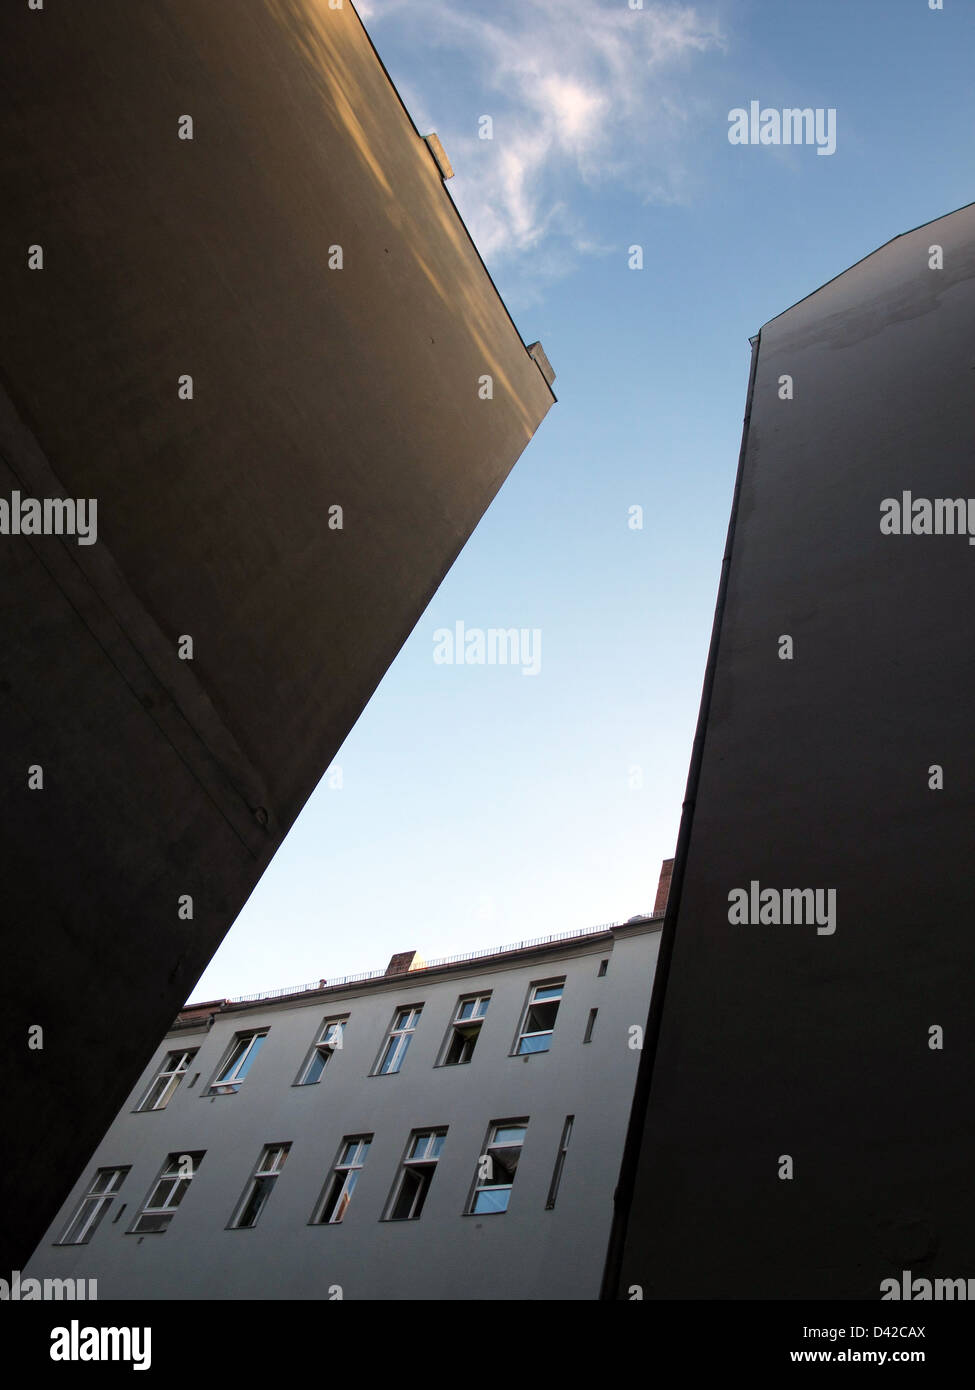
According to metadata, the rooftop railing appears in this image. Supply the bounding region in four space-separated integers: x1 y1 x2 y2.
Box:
222 913 660 1007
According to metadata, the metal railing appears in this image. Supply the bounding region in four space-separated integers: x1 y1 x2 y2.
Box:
227 968 386 1003
421 922 626 970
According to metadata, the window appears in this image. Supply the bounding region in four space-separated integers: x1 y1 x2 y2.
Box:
469 1121 527 1214
57 1167 129 1245
374 1007 422 1075
296 1017 347 1085
440 993 490 1066
384 1130 446 1220
131 1151 205 1234
136 1049 197 1111
207 1031 267 1095
545 1116 574 1209
312 1136 372 1224
515 980 564 1055
597 959 609 977
583 1008 598 1044
229 1143 290 1228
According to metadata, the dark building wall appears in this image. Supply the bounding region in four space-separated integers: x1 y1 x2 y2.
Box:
608 203 975 1299
0 0 553 1270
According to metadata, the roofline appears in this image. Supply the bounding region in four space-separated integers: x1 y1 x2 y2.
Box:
347 0 557 405
174 916 663 1032
759 197 975 333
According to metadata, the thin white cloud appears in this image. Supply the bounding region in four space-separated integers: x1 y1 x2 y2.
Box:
361 0 725 269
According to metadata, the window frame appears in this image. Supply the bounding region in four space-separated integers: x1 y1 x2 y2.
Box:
513 979 565 1056
129 1151 205 1235
383 1128 447 1221
135 1049 198 1112
56 1167 130 1246
206 1030 268 1096
373 1006 422 1076
295 1016 348 1086
438 993 491 1067
228 1142 291 1229
310 1135 373 1225
545 1115 574 1210
467 1119 528 1216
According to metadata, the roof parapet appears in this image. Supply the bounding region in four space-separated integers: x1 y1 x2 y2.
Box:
527 341 556 388
422 132 454 180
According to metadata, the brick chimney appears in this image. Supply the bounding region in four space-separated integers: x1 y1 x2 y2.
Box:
384 950 426 976
653 858 674 915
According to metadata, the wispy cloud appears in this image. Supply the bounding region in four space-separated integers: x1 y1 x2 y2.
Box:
359 0 725 275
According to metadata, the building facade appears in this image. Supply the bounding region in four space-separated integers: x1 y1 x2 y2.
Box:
606 201 975 1300
27 915 661 1301
1 0 554 1270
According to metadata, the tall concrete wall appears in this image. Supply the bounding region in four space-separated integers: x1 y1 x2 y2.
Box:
607 202 975 1299
0 0 554 1271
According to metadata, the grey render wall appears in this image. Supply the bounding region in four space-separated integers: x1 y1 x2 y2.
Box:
27 924 659 1301
608 202 975 1299
0 0 554 1271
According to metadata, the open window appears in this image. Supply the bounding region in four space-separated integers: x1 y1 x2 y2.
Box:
384 1129 446 1220
229 1143 290 1228
468 1121 527 1214
130 1151 205 1234
296 1017 347 1085
207 1031 268 1095
440 993 490 1066
136 1050 197 1111
311 1136 372 1224
514 980 564 1055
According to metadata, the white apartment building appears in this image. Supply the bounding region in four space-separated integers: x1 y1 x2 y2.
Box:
26 911 663 1300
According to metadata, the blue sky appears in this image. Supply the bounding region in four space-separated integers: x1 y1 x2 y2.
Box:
190 0 975 1001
